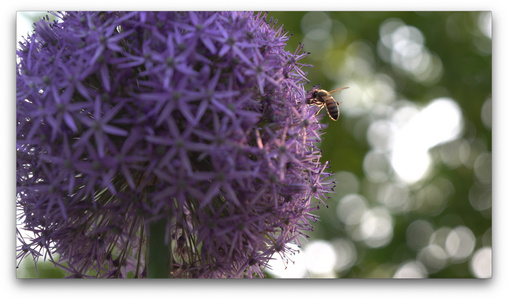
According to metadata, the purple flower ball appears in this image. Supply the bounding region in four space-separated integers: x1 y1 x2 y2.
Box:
16 11 334 278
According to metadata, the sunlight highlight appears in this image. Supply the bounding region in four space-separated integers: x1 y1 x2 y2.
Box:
391 98 463 183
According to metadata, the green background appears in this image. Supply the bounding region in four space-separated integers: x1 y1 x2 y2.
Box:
265 11 491 278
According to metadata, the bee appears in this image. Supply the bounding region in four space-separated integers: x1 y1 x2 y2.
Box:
306 87 349 121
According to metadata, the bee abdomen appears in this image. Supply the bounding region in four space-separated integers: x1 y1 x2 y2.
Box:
325 100 339 120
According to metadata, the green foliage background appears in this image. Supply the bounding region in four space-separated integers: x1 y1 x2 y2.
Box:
266 11 491 278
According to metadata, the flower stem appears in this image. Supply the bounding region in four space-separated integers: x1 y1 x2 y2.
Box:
147 217 172 278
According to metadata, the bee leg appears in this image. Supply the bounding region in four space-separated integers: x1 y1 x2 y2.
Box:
314 106 324 116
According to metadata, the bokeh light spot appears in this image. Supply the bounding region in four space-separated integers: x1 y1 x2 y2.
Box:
360 206 394 248
406 219 434 250
391 98 464 183
478 12 492 39
337 194 369 226
301 12 332 55
363 150 392 183
445 226 476 263
393 260 427 278
331 238 357 273
378 18 442 84
469 247 491 278
430 227 452 249
304 240 337 276
367 119 396 150
266 243 306 278
414 184 447 216
474 152 492 184
481 97 492 129
417 244 449 273
377 182 410 213
468 181 492 212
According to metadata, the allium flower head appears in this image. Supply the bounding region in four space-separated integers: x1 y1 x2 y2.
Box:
16 11 334 278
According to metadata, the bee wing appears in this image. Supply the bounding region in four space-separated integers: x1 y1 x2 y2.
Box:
328 87 349 94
